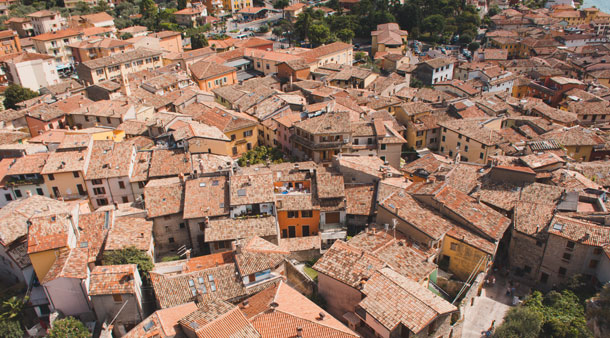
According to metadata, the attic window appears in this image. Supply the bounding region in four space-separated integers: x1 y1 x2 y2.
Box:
553 223 564 231
198 277 204 284
188 279 195 287
80 242 88 248
219 203 225 208
209 275 216 292
237 189 246 196
199 182 206 187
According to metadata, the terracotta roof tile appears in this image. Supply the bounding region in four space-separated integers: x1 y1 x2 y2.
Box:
41 247 88 284
183 176 229 219
359 268 457 334
204 216 278 242
27 213 72 254
144 177 184 218
105 217 153 252
148 149 192 179
89 264 139 295
123 302 198 338
234 236 288 276
230 172 275 205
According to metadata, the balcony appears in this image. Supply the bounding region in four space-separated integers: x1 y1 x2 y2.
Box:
293 134 348 149
6 177 44 186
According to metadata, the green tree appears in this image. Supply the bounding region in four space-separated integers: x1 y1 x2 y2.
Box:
72 1 93 15
104 246 154 283
120 32 133 40
587 284 610 335
238 146 284 167
48 317 90 338
257 24 269 33
0 296 28 321
93 0 111 13
336 28 354 43
0 319 23 338
3 84 38 109
178 0 188 10
274 0 289 9
354 51 367 62
308 23 331 46
494 306 543 338
468 42 480 53
190 33 209 49
140 0 157 19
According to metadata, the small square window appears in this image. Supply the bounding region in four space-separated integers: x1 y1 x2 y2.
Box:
563 253 571 261
169 237 175 243
589 260 599 268
450 242 458 251
558 267 567 276
112 294 122 302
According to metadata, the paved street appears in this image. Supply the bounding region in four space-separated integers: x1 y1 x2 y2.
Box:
462 275 529 337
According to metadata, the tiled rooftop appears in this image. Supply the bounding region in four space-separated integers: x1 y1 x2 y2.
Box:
144 177 184 218
204 216 278 242
89 264 138 295
105 217 153 252
183 176 229 219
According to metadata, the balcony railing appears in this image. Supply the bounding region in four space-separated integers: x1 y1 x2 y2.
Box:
6 177 44 186
293 134 348 149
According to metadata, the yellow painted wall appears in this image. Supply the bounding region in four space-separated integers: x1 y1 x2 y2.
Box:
44 171 87 200
438 128 500 164
30 248 64 282
226 125 259 157
564 145 593 162
440 235 490 281
188 137 231 156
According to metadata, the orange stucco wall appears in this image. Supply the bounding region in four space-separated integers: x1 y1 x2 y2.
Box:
278 210 320 238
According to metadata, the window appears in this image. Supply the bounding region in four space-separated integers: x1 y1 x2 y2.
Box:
464 145 469 152
301 210 313 218
93 187 106 195
442 136 446 142
566 241 575 250
558 267 567 276
449 151 453 157
540 272 549 283
457 142 461 149
536 240 543 247
73 172 79 179
92 179 102 185
232 147 238 156
112 294 123 302
169 237 175 243
287 211 297 218
247 143 252 151
479 152 484 159
416 140 422 147
450 242 458 251
5 193 12 201
48 174 55 181
179 223 186 229
380 144 386 150
523 265 532 274
380 156 386 162
122 196 129 203
440 146 444 152
231 134 236 141
36 188 43 195
458 134 462 139
138 182 145 189
77 184 85 195
14 190 21 198
594 247 603 255
562 253 571 261
118 181 125 189
589 260 599 268
97 198 109 206
416 131 424 137
209 275 216 291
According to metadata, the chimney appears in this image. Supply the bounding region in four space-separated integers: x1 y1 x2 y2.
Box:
318 312 325 320
242 300 250 308
26 190 32 197
179 172 185 183
185 249 191 260
296 327 303 338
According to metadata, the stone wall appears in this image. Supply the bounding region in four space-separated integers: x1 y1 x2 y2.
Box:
284 259 316 297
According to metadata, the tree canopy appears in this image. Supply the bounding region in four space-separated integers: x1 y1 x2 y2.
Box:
47 317 90 338
104 246 154 283
494 290 592 338
238 146 285 167
3 84 38 110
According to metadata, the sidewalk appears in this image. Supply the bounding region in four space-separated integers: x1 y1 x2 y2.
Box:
461 275 529 338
